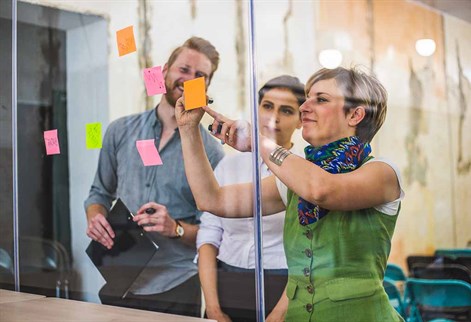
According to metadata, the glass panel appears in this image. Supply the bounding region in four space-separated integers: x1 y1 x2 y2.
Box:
254 1 471 321
12 1 106 300
3 0 470 321
0 0 15 291
11 0 262 319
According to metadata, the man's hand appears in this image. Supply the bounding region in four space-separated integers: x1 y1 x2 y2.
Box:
86 210 115 249
133 202 177 237
203 105 252 152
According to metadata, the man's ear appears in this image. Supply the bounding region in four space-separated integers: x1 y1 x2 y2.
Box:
206 75 212 88
348 106 366 127
162 63 168 77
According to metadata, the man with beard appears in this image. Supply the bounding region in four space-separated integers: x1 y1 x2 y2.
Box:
84 37 224 317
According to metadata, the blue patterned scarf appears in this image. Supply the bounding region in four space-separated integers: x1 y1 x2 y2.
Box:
297 136 371 226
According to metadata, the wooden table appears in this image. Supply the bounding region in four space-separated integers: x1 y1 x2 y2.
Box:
0 289 45 304
0 297 215 321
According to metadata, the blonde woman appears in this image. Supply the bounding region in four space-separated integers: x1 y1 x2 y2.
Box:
175 67 405 322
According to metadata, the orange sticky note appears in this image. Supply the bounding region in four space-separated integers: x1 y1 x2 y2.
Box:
116 26 137 57
183 77 206 110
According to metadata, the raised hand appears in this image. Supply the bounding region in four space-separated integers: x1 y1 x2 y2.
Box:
175 95 206 130
203 105 252 152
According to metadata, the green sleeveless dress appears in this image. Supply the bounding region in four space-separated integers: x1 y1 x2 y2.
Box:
283 188 404 321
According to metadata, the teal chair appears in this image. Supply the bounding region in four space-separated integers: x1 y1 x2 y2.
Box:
386 263 407 282
383 277 406 318
411 264 471 284
435 249 471 259
0 248 13 273
405 278 471 322
0 247 14 290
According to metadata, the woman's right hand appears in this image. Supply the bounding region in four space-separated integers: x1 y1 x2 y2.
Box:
203 105 252 152
206 307 233 322
175 95 206 130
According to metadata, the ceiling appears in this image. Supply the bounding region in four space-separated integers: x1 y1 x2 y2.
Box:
411 0 471 23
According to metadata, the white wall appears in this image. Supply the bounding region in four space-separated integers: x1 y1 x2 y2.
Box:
67 19 108 302
53 0 316 299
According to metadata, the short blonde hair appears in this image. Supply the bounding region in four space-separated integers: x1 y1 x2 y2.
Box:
305 67 388 143
167 37 220 84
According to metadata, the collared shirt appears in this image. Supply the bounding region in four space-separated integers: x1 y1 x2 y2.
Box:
196 145 301 270
84 107 224 295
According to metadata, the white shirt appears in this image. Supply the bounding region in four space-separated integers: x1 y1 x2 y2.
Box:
275 157 405 215
197 146 301 269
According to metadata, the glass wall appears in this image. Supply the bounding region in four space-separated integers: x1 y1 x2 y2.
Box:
1 0 470 321
0 0 14 291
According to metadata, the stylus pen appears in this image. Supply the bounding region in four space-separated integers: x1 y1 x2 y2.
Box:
129 211 159 250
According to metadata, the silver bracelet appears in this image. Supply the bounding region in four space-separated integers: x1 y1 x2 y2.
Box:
269 145 292 166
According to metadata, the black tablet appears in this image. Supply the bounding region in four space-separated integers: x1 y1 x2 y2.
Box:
85 198 158 299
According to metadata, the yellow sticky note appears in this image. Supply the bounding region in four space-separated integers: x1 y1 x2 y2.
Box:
86 123 102 149
116 26 137 57
183 77 206 110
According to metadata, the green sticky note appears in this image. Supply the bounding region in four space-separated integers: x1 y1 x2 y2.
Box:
86 122 102 149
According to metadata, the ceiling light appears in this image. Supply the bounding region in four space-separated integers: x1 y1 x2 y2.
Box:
318 49 342 69
415 38 436 57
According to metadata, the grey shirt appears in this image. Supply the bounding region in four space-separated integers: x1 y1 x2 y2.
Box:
84 107 224 295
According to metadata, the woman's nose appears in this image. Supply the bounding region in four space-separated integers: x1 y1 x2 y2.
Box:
267 115 277 128
271 112 281 124
299 102 308 113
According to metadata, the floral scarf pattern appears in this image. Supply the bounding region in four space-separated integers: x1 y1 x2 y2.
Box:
297 136 371 226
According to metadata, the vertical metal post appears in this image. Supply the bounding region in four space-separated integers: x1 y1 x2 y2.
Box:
12 0 20 291
247 1 265 321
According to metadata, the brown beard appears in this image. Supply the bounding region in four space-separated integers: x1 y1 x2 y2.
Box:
164 77 182 107
164 93 176 107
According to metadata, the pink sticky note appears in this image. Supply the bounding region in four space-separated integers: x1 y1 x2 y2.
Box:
143 66 167 96
44 129 60 155
136 139 163 166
